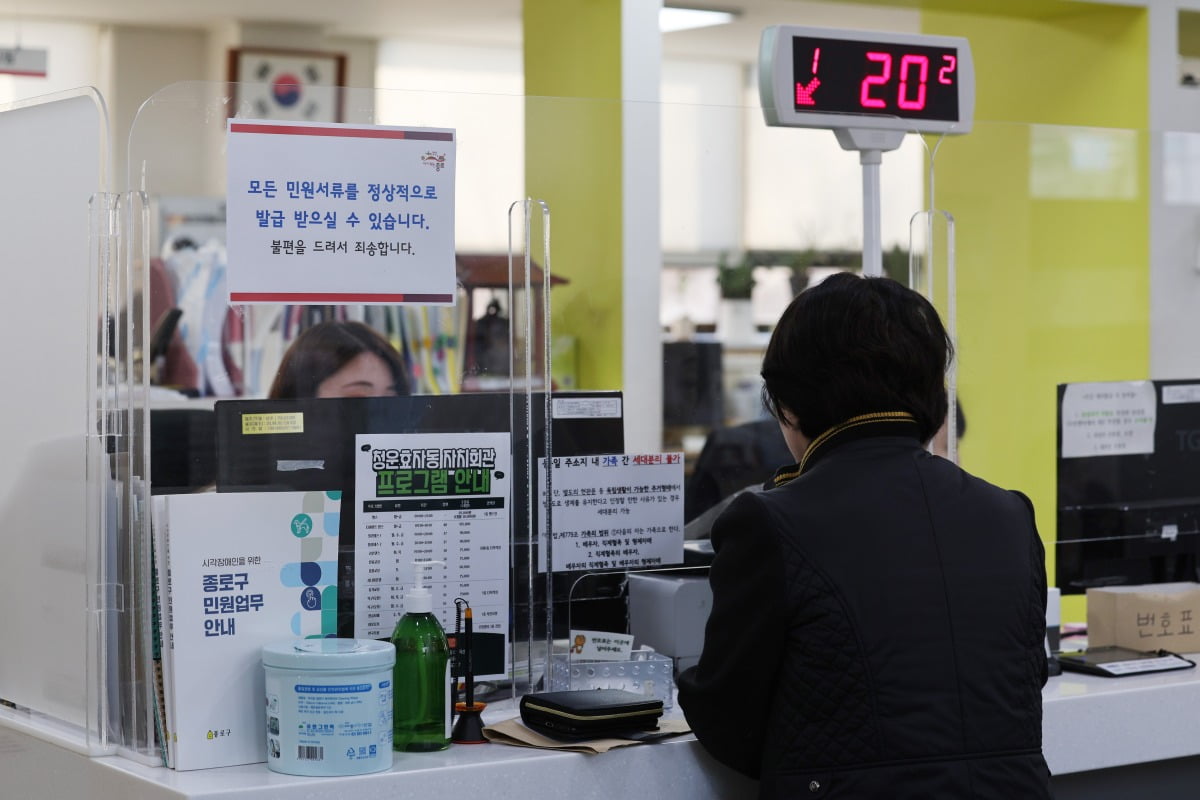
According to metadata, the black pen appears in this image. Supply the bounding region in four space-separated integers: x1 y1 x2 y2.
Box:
464 606 474 708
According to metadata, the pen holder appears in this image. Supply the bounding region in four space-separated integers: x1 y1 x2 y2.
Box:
548 649 674 709
451 701 488 744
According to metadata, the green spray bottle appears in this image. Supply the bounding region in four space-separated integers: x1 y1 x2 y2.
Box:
391 560 451 752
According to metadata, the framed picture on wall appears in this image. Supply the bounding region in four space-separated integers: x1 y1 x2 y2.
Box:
228 47 347 122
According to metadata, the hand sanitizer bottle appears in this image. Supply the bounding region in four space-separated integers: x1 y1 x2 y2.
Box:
391 560 451 752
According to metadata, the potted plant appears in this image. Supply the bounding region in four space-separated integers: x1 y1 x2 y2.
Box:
716 252 757 341
716 251 756 300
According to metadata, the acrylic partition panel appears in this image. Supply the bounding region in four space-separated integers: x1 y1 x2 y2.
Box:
909 134 958 463
123 81 552 750
917 120 1148 625
1051 131 1200 608
0 88 114 752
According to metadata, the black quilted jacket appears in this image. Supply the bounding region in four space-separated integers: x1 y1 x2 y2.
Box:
678 418 1052 799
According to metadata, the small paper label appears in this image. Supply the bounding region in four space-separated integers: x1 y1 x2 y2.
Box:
242 412 304 435
567 630 635 661
1163 384 1200 405
552 397 622 419
276 460 324 472
1101 655 1191 676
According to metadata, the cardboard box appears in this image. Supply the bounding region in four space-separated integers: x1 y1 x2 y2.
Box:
1087 582 1200 653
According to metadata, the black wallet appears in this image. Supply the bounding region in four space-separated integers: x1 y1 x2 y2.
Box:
519 689 664 739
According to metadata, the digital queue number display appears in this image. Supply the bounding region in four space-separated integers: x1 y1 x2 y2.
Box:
759 25 974 135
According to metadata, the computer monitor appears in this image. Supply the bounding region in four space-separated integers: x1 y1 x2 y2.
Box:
213 391 626 637
1056 379 1200 595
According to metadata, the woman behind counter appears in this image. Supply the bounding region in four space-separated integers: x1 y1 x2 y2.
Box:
268 320 410 399
677 273 1051 798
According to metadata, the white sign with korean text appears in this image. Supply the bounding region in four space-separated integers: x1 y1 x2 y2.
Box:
0 47 47 77
567 630 635 662
538 453 685 573
1061 381 1157 458
225 119 457 305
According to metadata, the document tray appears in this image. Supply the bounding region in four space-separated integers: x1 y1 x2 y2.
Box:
1056 646 1196 677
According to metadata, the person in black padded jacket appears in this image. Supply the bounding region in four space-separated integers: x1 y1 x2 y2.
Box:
677 273 1052 799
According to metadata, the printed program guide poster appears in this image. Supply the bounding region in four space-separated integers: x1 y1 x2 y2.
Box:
538 453 685 573
353 431 510 679
1061 381 1157 458
225 119 456 305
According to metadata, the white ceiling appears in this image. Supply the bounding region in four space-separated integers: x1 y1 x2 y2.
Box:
0 1 924 61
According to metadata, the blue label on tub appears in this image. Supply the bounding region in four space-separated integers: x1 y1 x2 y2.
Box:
266 654 394 777
294 683 372 694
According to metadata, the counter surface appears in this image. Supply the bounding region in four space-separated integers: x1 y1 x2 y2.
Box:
5 662 1200 799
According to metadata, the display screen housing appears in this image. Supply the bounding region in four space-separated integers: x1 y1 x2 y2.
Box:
1057 379 1200 595
790 35 960 122
760 25 975 135
213 391 629 638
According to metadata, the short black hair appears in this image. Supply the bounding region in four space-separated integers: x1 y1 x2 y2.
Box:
268 320 410 399
761 272 952 442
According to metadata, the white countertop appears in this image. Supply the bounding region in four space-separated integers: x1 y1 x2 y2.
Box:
5 664 1200 799
1043 658 1200 774
1 699 757 800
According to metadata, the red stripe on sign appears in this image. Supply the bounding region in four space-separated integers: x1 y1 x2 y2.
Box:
0 69 48 77
230 292 456 304
229 123 453 141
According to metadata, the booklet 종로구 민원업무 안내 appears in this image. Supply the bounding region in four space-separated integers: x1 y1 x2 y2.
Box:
159 490 341 770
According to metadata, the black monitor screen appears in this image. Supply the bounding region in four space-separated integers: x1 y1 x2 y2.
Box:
213 391 626 637
1057 379 1200 594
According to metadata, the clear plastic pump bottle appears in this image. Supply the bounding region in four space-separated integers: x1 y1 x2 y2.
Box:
391 561 451 752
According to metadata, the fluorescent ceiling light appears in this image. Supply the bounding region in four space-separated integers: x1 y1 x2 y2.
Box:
660 7 737 33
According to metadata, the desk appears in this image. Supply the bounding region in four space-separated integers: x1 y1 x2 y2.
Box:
1043 661 1200 799
0 702 756 800
5 666 1200 800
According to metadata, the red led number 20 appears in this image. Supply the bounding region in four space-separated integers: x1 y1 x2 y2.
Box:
861 52 956 111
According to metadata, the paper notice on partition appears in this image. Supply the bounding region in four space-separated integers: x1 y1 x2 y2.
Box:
1061 381 1156 458
538 453 685 573
353 432 510 679
225 119 457 305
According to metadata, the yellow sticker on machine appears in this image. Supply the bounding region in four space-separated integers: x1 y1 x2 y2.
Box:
241 412 304 435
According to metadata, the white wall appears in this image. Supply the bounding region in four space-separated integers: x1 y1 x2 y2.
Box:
623 0 665 455
103 25 207 193
376 40 525 252
1149 2 1200 379
0 21 101 107
661 58 745 252
744 117 927 252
